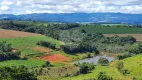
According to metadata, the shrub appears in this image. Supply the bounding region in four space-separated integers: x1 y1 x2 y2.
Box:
0 41 21 61
97 57 109 66
42 61 52 68
116 53 132 60
116 61 124 70
75 62 95 74
97 72 113 80
37 41 56 49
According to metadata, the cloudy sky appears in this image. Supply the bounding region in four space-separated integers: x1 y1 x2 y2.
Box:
0 0 142 14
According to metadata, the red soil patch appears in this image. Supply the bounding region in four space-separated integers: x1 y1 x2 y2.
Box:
0 29 40 38
32 46 52 53
41 54 71 62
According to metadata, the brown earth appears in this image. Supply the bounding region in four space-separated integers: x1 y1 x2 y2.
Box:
104 34 142 41
41 54 71 62
32 46 53 53
0 29 40 38
12 48 17 52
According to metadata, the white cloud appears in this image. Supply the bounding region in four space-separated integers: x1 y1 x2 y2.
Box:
1 1 13 6
0 5 9 11
1 0 142 14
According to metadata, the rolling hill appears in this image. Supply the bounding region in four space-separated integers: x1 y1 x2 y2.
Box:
0 13 142 24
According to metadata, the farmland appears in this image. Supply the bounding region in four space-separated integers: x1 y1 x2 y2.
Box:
72 26 142 34
0 59 46 67
0 29 61 55
0 21 142 80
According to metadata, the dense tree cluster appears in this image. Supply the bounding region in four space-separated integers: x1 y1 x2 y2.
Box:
99 35 136 45
37 41 56 49
116 53 132 60
0 66 37 80
0 41 20 61
75 62 95 74
125 43 142 54
59 30 136 54
61 42 98 54
0 21 80 39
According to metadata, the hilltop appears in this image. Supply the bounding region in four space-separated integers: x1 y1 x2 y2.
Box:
0 13 142 24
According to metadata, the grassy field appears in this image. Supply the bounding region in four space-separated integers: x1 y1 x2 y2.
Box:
62 66 129 80
72 26 142 34
62 55 142 80
0 59 46 67
0 35 61 56
121 54 142 80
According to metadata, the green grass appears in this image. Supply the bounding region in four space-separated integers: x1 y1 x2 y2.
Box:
0 59 46 67
72 26 142 34
62 66 128 80
121 54 142 79
0 35 61 56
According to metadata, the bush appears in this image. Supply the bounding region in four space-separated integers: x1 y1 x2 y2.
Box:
97 72 113 80
75 62 95 74
116 61 124 70
97 57 109 66
116 53 132 60
37 41 56 49
0 66 37 80
0 41 21 61
42 61 52 68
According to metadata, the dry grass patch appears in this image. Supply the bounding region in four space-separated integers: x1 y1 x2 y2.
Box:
0 29 40 38
104 34 142 41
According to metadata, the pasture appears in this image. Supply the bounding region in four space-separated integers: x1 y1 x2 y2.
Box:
62 66 130 80
121 54 142 79
72 26 142 34
0 59 46 67
0 29 61 56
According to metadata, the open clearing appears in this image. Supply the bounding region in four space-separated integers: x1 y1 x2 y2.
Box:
0 29 40 38
41 54 71 62
104 34 142 41
32 46 53 53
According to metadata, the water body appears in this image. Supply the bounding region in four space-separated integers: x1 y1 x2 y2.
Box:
74 55 115 64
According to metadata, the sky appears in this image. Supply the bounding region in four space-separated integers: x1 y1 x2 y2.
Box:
0 0 142 14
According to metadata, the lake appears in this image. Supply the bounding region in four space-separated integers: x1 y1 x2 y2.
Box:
74 55 115 64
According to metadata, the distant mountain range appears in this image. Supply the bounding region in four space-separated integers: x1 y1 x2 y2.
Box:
0 13 142 25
